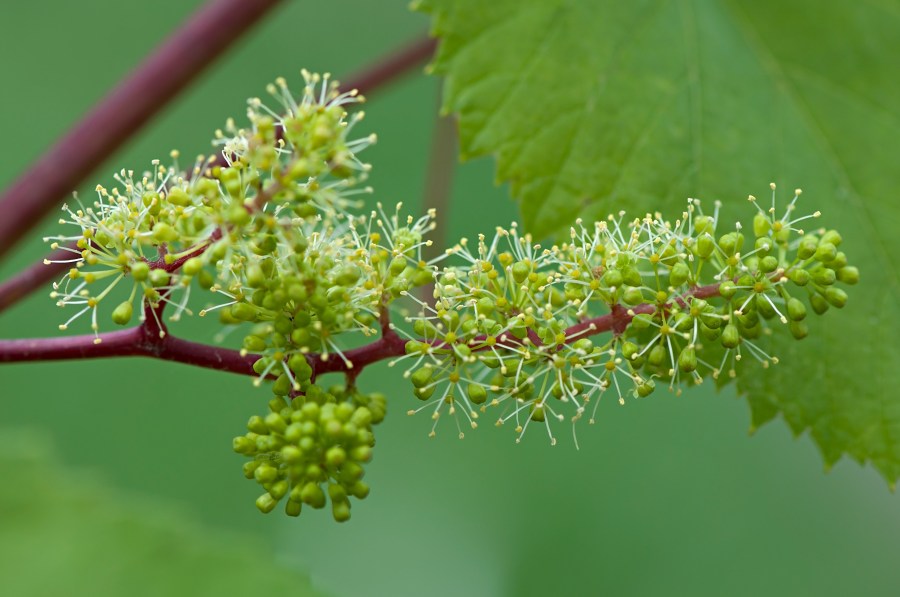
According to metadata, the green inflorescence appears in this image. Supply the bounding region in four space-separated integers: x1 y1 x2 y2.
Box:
46 69 856 521
396 185 857 445
233 386 385 521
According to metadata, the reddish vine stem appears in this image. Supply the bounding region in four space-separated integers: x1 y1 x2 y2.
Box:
0 34 437 315
0 323 257 376
0 282 723 381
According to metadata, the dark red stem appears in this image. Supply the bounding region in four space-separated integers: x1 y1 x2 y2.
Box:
0 324 257 376
0 282 722 382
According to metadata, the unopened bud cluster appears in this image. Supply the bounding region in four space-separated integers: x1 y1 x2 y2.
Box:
233 386 385 521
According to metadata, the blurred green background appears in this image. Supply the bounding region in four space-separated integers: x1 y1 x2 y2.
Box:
1 1 898 596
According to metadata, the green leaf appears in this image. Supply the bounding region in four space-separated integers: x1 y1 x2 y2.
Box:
416 0 900 484
0 430 329 597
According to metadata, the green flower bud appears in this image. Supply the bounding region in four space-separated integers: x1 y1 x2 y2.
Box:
272 374 291 396
130 261 150 282
247 415 269 435
648 343 667 367
718 232 743 256
389 256 407 276
246 264 266 288
669 262 690 287
631 313 654 330
281 445 302 463
285 499 303 517
694 215 715 235
230 301 256 322
759 256 779 273
809 293 829 315
753 212 771 238
233 436 255 455
755 237 773 255
111 301 134 326
837 266 859 285
269 480 289 500
824 287 848 308
331 500 351 523
621 341 639 361
756 294 776 319
256 493 278 514
622 286 644 305
349 481 370 499
678 346 697 373
797 235 818 260
636 380 656 397
721 324 740 349
672 312 693 331
814 242 838 263
467 383 487 405
812 268 836 286
414 385 436 401
299 482 326 508
622 267 643 287
326 446 346 467
602 269 623 288
181 256 202 276
719 281 737 299
820 229 842 247
789 321 809 340
700 311 723 329
405 340 428 355
152 223 178 243
788 268 810 286
166 187 191 207
254 464 278 484
476 297 495 316
149 269 169 288
774 225 791 244
829 252 848 269
696 234 715 259
511 261 530 284
243 334 267 352
228 205 251 226
410 367 433 389
783 297 804 321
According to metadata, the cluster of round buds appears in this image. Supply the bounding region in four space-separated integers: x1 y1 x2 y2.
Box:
233 385 386 520
213 202 437 387
396 185 856 445
45 70 376 340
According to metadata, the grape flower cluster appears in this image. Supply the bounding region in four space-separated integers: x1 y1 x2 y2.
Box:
395 187 857 446
44 69 857 521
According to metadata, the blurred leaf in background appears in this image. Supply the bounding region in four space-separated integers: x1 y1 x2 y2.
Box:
0 429 327 597
1 1 899 597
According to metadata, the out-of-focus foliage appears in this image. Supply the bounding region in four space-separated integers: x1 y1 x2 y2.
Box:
0 430 327 597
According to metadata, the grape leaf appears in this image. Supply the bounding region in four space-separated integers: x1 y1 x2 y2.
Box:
0 430 328 597
415 0 900 483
